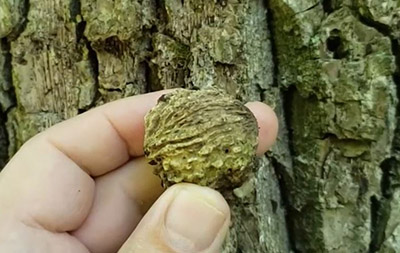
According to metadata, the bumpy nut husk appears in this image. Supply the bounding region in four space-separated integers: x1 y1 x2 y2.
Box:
144 89 258 191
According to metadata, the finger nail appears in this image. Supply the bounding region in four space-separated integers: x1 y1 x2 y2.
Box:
164 186 229 252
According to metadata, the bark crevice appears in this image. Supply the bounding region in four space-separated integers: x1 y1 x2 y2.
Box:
0 39 16 112
265 1 296 251
270 156 298 252
7 0 30 41
294 2 320 15
0 0 30 168
70 0 100 111
353 7 400 253
0 39 16 167
265 1 279 89
321 0 334 14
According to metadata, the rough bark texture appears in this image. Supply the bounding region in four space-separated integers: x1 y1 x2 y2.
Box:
1 0 399 252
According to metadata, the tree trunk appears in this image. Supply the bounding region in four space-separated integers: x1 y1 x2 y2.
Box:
1 0 399 252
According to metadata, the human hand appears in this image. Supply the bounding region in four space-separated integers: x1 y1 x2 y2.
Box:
0 90 278 253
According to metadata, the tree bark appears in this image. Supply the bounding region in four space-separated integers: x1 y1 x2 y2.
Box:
1 0 399 252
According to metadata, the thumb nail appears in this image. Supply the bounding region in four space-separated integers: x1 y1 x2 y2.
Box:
164 186 230 252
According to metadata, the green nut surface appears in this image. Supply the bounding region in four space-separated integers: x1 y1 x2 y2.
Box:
144 89 258 191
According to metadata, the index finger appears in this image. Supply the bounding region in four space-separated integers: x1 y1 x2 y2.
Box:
41 90 171 176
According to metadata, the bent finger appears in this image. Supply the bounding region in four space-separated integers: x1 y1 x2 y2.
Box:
43 90 172 176
71 158 163 253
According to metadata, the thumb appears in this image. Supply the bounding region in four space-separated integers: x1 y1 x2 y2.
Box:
118 183 231 253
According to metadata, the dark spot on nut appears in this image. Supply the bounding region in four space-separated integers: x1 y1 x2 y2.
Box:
157 94 168 103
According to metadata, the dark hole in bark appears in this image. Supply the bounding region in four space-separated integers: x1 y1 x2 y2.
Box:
326 36 341 52
217 0 227 7
102 36 127 56
326 29 347 59
365 44 373 55
322 0 334 13
271 199 278 213
321 132 337 140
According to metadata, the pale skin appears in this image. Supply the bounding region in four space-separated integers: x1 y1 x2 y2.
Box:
0 90 279 253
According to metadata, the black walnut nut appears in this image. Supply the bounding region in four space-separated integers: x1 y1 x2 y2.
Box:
144 89 258 191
